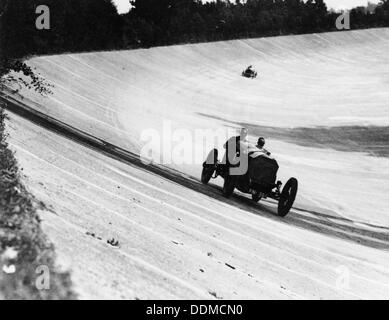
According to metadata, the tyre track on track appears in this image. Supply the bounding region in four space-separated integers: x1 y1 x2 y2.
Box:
32 184 304 300
10 141 389 299
3 92 388 267
4 94 388 298
1 94 311 298
10 143 356 298
19 137 389 271
3 91 389 258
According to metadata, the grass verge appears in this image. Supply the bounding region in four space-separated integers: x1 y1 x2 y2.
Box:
0 106 75 299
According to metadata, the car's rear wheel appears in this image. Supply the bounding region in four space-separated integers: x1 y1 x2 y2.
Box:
277 178 298 217
223 176 236 197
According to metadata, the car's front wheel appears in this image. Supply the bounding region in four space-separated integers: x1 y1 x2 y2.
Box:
277 178 298 217
201 149 218 184
201 166 215 184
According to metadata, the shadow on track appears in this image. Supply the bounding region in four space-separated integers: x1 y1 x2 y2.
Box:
1 92 388 251
197 113 389 158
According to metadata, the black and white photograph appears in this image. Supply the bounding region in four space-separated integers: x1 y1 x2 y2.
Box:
0 0 389 305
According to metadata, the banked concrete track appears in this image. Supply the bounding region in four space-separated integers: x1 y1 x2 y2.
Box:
2 28 389 299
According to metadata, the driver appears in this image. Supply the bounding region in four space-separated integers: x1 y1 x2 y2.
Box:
256 137 271 156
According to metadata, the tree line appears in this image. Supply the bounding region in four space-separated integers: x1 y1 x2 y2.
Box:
1 0 389 91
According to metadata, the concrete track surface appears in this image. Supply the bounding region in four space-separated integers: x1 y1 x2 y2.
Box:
3 28 389 299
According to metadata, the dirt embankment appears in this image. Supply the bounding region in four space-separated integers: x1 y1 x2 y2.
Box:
0 106 75 299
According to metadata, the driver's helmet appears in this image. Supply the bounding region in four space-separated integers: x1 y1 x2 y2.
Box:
257 137 265 148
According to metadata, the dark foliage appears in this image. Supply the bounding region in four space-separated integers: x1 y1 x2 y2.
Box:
0 108 75 299
0 0 388 84
0 0 388 58
123 0 389 48
0 0 121 93
0 0 122 58
0 59 53 94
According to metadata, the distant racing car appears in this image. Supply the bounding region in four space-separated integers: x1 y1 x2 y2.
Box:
201 148 298 217
242 66 258 79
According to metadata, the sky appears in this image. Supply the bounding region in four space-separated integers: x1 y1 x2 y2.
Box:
112 0 131 13
112 0 381 14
